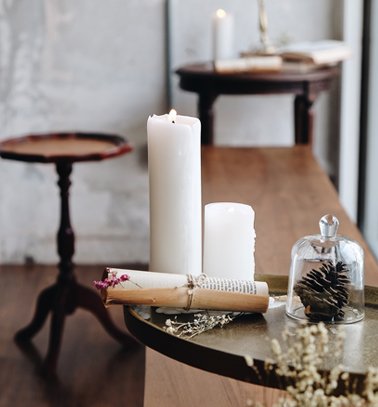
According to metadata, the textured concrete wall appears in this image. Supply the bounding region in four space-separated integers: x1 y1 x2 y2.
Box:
0 0 338 264
0 0 164 264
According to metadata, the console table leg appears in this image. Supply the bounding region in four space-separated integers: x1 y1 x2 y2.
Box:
198 93 218 145
294 94 315 145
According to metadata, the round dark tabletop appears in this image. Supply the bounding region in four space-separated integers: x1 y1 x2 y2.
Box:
176 62 339 100
176 62 339 83
0 132 132 163
175 62 339 145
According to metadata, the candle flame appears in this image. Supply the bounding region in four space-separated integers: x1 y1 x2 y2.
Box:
216 9 227 18
168 109 177 123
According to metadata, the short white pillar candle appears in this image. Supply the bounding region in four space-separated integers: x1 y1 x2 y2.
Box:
147 110 202 276
203 202 256 280
212 9 234 61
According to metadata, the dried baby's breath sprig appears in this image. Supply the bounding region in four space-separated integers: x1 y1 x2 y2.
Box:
164 312 238 339
269 322 347 406
364 367 378 405
252 322 378 406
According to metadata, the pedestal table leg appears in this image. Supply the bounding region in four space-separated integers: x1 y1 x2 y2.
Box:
15 160 137 375
198 92 218 145
42 161 74 373
294 92 316 145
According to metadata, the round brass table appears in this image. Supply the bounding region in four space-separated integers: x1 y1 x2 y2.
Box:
124 275 378 392
0 132 135 375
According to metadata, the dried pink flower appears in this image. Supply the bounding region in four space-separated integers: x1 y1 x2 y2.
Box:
93 273 129 290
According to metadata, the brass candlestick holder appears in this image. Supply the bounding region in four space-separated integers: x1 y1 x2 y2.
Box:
241 0 276 58
257 0 276 55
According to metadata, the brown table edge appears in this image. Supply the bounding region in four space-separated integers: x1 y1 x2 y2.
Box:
175 62 340 82
0 132 132 163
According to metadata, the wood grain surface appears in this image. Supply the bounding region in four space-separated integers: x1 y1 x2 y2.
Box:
145 350 283 407
201 146 378 285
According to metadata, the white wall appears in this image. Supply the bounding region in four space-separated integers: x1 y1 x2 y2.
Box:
338 0 364 222
361 0 378 257
0 0 164 264
0 0 340 264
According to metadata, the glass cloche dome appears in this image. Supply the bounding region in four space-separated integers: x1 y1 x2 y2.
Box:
286 214 364 324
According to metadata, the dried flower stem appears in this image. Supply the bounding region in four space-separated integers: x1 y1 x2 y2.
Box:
250 322 378 406
164 312 239 339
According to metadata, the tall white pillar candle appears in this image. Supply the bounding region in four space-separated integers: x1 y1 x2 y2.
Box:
213 9 234 61
147 110 202 276
203 202 256 280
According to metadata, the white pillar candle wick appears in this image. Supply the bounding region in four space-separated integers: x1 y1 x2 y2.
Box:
168 109 177 123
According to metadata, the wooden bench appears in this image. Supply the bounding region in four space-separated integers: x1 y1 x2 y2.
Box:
141 146 378 406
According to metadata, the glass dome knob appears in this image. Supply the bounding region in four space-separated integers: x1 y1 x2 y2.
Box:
319 214 339 238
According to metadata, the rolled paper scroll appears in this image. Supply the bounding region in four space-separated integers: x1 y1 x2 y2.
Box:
100 268 269 313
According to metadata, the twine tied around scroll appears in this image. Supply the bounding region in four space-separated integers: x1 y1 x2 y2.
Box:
185 273 207 310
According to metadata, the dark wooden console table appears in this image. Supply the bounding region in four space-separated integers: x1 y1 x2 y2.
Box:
176 63 339 145
0 132 136 375
124 146 378 405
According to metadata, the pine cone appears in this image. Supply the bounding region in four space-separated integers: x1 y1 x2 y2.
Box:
294 261 350 322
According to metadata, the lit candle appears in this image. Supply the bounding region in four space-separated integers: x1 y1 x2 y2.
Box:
147 110 202 276
213 9 234 61
203 202 256 280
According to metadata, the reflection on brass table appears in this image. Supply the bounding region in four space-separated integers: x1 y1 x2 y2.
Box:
176 63 339 145
124 275 378 391
0 132 135 375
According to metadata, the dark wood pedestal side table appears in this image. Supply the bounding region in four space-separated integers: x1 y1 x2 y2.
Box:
0 132 136 375
176 63 339 145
